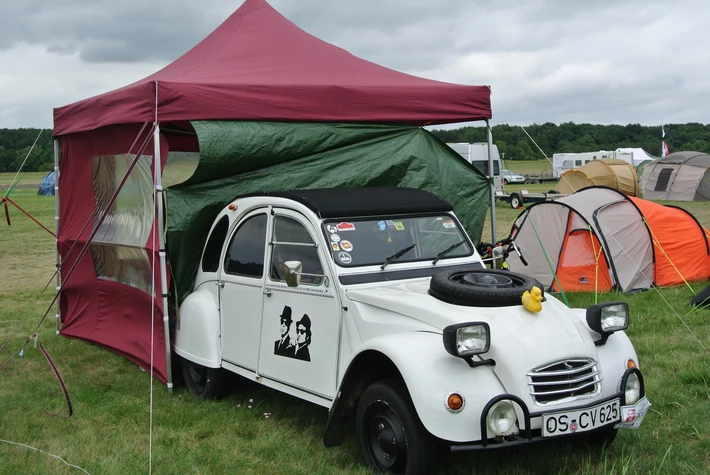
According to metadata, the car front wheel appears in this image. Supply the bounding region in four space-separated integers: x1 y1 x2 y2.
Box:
181 358 228 399
356 380 436 474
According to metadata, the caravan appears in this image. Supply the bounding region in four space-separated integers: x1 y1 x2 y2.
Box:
552 149 654 178
447 142 503 190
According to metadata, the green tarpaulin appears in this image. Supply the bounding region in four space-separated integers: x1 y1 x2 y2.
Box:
166 121 490 301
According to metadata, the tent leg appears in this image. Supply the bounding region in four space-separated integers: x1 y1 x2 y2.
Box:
153 124 173 390
487 120 497 242
54 139 61 335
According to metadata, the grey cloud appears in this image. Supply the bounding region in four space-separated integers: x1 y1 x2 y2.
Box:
2 0 710 128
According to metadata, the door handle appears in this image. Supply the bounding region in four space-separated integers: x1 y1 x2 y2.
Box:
217 281 224 288
263 289 272 297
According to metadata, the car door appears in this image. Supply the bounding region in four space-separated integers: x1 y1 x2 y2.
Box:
219 210 269 371
257 209 340 399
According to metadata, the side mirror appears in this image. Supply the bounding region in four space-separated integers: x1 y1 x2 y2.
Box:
283 261 302 287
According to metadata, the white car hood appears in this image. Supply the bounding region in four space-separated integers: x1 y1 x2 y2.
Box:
346 279 599 402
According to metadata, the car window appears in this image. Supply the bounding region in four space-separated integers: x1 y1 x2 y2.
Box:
224 214 268 278
270 215 324 285
202 216 229 273
323 215 472 267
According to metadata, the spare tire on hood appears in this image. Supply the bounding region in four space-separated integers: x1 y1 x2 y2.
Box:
429 269 543 307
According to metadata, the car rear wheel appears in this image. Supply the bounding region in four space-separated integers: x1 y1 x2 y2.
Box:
356 380 436 475
182 358 228 399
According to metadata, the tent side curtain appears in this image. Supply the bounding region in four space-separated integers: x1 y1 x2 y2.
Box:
57 124 170 383
165 121 491 302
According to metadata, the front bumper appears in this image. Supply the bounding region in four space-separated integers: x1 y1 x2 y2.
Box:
450 368 648 452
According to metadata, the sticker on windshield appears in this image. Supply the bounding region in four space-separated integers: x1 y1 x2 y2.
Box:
340 240 353 252
385 220 395 229
377 221 386 231
336 222 356 231
338 252 352 264
326 224 338 234
330 233 341 243
442 220 456 229
394 221 405 231
331 242 340 251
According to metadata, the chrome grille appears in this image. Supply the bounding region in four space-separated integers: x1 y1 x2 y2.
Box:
527 358 601 405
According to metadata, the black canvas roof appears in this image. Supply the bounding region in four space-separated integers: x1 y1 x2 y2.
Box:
239 187 453 218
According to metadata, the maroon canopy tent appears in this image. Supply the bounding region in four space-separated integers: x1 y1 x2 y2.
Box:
54 0 490 135
52 0 492 385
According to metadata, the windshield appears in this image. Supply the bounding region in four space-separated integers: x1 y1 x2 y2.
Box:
323 214 473 267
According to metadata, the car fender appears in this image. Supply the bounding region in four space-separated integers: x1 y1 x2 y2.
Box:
570 308 640 397
174 285 221 368
345 332 506 443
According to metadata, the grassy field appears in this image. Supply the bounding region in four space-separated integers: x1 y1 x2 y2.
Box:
1 173 710 474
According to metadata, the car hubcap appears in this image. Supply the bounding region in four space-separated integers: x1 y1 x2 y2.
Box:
365 402 407 471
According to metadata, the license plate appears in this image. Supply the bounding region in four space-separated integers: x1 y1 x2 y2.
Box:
542 399 620 437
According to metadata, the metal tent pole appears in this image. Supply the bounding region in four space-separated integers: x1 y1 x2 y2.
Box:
54 139 61 335
153 124 173 390
486 120 497 242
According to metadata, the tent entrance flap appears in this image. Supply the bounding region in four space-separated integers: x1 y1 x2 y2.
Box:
552 223 612 292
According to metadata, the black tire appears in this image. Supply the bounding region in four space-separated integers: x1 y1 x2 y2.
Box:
356 380 436 475
510 193 522 209
429 269 543 307
182 358 228 400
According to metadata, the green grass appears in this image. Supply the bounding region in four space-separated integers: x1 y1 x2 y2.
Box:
502 159 554 175
2 180 710 474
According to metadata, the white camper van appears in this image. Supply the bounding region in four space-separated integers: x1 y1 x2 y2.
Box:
447 143 503 191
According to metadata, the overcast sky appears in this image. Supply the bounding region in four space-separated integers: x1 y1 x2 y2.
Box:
1 0 707 129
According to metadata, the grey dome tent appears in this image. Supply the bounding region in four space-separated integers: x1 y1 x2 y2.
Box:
641 151 710 200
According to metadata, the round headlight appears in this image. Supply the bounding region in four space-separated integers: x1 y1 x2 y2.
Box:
486 401 517 436
624 372 641 405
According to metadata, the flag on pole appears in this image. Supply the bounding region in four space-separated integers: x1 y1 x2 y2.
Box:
662 124 666 139
662 141 669 157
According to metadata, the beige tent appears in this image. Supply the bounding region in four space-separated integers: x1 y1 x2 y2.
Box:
556 159 640 196
641 151 710 201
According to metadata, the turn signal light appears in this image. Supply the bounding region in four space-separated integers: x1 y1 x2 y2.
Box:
446 393 465 413
627 359 637 369
228 204 238 211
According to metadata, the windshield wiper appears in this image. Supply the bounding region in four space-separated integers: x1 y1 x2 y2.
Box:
432 240 466 265
381 244 416 270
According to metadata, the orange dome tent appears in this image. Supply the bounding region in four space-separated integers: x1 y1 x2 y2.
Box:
506 187 710 292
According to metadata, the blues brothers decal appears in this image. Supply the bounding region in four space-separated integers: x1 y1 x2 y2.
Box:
274 305 312 362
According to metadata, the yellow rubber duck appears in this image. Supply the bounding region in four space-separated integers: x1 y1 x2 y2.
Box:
522 286 543 313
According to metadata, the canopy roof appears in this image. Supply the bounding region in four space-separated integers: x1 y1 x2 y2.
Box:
53 0 491 136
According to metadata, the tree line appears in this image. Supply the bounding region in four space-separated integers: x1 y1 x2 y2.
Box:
0 128 54 173
2 123 710 172
430 122 710 161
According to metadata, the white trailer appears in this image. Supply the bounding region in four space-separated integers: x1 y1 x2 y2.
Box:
552 148 654 178
447 142 503 191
